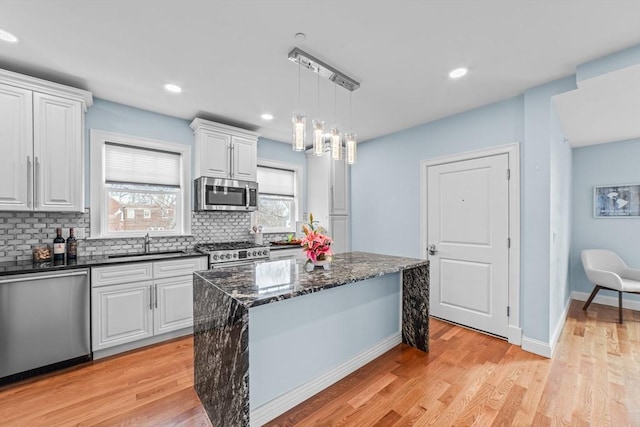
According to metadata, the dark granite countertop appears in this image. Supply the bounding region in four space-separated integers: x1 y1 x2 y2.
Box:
194 251 428 308
0 251 208 276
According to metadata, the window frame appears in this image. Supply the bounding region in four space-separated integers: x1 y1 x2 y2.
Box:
254 159 303 234
90 129 192 239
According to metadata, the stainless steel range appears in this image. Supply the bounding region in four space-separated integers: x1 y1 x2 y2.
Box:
195 241 270 268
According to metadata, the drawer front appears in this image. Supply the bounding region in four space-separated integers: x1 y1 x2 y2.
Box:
91 263 153 287
153 257 208 279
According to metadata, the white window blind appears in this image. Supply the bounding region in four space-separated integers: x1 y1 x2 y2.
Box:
105 143 181 186
257 166 295 196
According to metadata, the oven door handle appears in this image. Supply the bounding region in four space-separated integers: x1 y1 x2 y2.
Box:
210 260 256 269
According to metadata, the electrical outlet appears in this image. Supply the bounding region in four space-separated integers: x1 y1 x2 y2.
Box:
75 228 86 239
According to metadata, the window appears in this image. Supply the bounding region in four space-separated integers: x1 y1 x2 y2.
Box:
255 160 302 233
90 130 191 238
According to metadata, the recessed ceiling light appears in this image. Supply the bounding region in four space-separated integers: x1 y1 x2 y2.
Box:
0 29 18 43
164 83 182 93
449 67 468 79
261 113 274 120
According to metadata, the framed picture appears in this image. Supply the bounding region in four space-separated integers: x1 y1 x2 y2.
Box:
593 184 640 218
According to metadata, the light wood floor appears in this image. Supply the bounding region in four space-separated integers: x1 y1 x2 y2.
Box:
1 300 638 426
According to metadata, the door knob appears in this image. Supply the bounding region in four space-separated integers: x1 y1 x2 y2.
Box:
428 244 438 255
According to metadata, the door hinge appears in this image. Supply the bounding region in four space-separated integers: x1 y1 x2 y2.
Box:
507 306 510 317
507 168 511 180
507 237 511 248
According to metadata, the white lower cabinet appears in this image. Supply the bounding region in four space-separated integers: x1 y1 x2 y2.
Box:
154 275 194 335
91 256 207 355
92 280 154 350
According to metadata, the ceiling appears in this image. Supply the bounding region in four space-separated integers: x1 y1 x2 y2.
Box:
1 0 639 144
553 64 640 148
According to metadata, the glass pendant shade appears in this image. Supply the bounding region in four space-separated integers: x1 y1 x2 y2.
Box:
345 133 357 164
330 127 342 160
292 112 306 151
312 119 325 156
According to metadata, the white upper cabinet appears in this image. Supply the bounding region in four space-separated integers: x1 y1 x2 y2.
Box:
306 149 351 223
0 84 32 210
306 148 351 252
191 118 259 181
0 69 92 212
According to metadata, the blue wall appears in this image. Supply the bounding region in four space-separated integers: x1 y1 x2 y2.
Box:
570 138 640 302
576 45 640 82
548 103 573 341
521 76 577 342
351 96 524 259
257 137 307 214
84 98 305 207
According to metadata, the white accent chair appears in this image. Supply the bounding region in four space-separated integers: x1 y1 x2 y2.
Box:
581 249 640 323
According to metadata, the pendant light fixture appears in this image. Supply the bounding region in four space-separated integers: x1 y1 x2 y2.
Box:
345 91 357 165
312 71 325 156
292 61 306 151
330 83 342 160
288 47 360 163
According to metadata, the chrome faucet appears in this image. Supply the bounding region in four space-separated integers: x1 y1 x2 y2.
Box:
144 233 151 253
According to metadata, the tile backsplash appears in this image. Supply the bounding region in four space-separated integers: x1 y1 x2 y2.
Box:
0 209 253 262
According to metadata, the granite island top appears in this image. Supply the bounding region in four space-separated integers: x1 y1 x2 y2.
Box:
194 251 428 308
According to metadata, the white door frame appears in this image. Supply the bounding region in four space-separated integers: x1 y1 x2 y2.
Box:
420 143 522 345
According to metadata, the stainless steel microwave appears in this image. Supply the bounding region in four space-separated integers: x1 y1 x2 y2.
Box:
194 177 258 211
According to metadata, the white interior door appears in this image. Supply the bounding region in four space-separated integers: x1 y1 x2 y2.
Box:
427 153 509 337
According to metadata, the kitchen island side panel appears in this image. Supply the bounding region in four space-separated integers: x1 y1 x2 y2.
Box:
401 264 430 352
193 274 249 427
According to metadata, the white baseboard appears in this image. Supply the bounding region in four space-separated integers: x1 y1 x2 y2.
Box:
92 327 192 360
507 325 522 345
522 296 572 359
249 332 402 427
549 296 573 357
521 336 552 358
571 290 640 311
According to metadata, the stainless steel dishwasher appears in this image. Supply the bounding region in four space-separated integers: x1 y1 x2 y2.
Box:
0 269 91 385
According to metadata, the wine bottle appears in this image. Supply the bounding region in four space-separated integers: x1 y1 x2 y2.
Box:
67 227 78 260
53 228 65 261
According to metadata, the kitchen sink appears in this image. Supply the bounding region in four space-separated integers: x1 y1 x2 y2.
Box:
107 250 187 259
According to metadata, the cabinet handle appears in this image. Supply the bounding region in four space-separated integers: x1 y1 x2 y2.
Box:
149 285 153 310
34 156 40 208
154 284 158 309
27 156 32 208
229 144 234 178
330 185 334 212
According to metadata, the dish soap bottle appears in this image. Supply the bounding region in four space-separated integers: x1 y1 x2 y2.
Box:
53 228 66 261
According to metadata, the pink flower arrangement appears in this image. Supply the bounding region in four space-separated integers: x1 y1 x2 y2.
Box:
300 213 333 263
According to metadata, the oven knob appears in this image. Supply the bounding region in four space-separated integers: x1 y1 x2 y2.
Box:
252 251 257 256
212 254 219 260
226 253 232 260
233 253 237 258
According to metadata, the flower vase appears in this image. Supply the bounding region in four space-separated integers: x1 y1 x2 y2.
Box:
305 258 332 272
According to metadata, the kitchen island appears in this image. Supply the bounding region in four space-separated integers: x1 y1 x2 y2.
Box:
193 252 429 427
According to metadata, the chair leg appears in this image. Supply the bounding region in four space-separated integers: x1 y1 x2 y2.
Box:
619 291 623 324
583 286 602 311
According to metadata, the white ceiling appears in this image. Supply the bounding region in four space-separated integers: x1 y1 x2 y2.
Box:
1 0 639 144
553 65 640 147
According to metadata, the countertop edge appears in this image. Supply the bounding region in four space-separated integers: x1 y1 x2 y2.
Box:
0 252 208 276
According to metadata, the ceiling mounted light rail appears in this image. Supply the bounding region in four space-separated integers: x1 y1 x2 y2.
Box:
288 47 360 92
